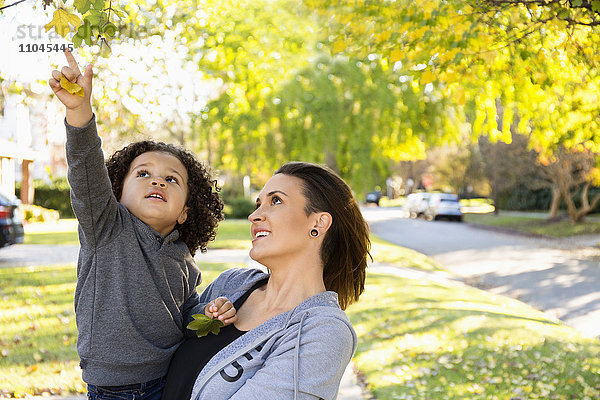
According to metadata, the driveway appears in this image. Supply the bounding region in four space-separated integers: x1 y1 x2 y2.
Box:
362 207 600 338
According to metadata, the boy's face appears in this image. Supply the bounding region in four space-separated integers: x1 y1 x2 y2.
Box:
120 151 189 237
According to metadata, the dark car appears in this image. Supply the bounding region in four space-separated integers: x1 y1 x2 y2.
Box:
424 193 463 222
365 191 382 206
0 192 24 248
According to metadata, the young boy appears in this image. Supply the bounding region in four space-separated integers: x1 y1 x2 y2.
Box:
49 50 236 399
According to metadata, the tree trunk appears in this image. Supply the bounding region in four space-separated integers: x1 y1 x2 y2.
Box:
563 187 582 223
324 149 339 174
548 187 561 220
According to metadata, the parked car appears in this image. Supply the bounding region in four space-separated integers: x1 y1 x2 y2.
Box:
424 193 463 222
365 190 382 206
403 192 431 218
0 192 24 248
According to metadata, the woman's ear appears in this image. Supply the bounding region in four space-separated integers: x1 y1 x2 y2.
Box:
313 212 333 234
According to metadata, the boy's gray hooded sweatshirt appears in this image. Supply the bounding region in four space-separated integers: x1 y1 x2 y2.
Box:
65 116 204 386
190 268 357 400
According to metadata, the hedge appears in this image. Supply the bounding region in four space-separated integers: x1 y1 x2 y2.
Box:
16 178 74 218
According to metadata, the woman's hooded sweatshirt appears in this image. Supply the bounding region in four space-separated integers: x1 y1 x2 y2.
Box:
190 268 357 400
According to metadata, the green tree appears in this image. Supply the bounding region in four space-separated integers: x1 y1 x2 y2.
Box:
269 56 448 194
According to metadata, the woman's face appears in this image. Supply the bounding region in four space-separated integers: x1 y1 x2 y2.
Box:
248 174 316 266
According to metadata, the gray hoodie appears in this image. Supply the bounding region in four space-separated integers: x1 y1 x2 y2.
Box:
65 115 204 386
190 268 357 400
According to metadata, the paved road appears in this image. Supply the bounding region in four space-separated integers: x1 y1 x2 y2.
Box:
362 207 600 338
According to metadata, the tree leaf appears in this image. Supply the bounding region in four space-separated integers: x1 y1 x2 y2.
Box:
60 75 85 97
86 9 108 27
72 34 83 48
112 8 127 20
187 313 224 337
103 22 118 37
74 0 92 14
421 70 435 84
92 0 105 11
45 9 82 38
390 48 402 63
332 40 346 54
76 20 94 46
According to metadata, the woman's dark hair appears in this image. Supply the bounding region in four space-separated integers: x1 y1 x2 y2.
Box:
275 162 371 310
106 140 224 256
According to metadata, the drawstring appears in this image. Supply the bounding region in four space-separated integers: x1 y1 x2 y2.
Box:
294 311 310 400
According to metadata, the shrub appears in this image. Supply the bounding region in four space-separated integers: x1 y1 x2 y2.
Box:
20 204 60 223
224 197 255 219
497 184 552 211
17 178 74 218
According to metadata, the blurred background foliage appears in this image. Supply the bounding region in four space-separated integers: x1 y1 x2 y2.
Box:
2 0 600 220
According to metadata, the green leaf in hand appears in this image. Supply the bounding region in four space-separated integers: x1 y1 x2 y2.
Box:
187 313 224 337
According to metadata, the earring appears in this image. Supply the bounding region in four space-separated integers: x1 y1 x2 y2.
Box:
310 229 319 237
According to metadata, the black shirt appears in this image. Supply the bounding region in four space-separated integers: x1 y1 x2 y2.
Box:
161 277 268 400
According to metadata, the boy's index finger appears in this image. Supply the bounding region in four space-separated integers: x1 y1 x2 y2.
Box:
64 50 81 76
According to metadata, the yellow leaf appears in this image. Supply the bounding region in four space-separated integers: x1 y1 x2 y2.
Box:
45 9 82 38
410 26 429 41
421 70 435 84
454 87 466 105
390 48 402 63
480 50 496 64
534 71 547 83
332 40 346 54
442 71 457 83
352 22 368 35
26 364 39 373
60 75 85 97
376 31 391 44
439 48 460 63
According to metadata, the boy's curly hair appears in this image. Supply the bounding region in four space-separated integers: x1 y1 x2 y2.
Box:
105 140 224 256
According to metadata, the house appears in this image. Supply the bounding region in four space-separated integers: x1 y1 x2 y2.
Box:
0 85 66 204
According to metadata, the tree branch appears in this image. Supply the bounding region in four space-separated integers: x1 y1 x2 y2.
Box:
0 0 28 11
479 0 600 27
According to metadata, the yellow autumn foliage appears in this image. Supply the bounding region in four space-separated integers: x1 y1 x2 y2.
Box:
45 8 82 38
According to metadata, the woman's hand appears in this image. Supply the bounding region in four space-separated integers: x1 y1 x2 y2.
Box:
205 297 238 326
49 49 94 127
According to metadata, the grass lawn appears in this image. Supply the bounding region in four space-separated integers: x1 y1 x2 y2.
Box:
2 219 599 398
210 219 251 249
370 235 442 271
347 273 600 399
464 213 600 237
23 219 79 245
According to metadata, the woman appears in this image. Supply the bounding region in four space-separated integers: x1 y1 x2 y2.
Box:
162 161 370 400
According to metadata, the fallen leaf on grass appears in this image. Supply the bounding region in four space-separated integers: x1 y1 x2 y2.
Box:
60 75 85 97
26 364 39 373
